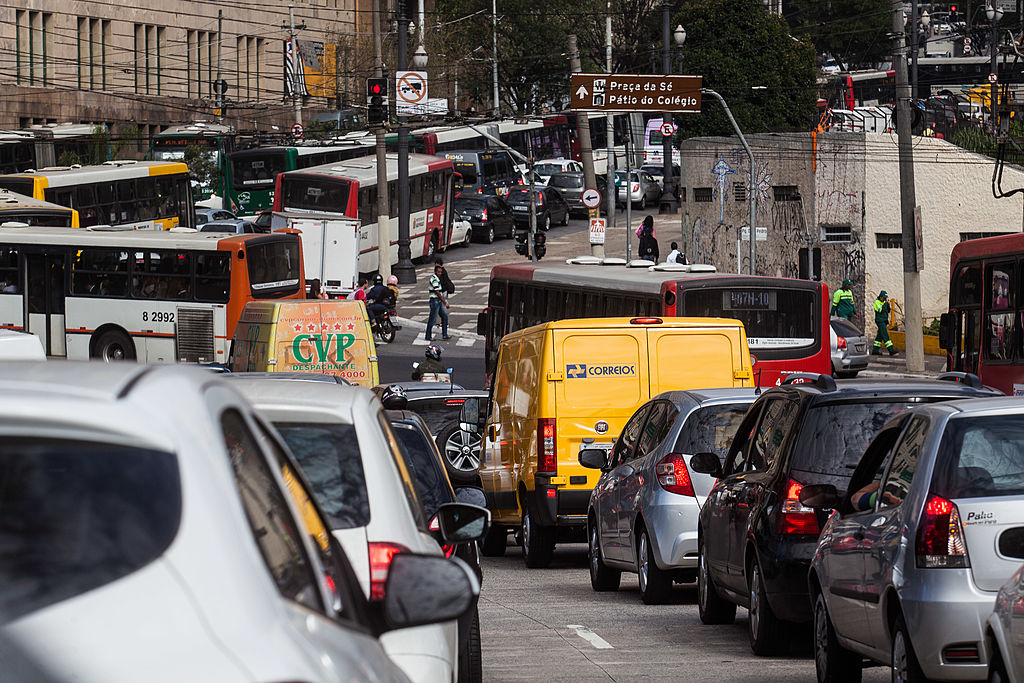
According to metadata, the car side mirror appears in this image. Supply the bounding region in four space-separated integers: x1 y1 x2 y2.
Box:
799 483 840 509
578 448 608 470
432 502 490 544
689 452 722 477
379 554 479 633
459 397 484 433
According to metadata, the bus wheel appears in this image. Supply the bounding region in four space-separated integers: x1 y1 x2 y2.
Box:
92 329 136 362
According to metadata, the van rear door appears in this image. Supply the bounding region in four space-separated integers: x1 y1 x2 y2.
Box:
647 327 749 395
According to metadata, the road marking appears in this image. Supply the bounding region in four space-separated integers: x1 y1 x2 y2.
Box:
566 625 613 649
412 336 428 346
472 252 495 259
456 336 475 347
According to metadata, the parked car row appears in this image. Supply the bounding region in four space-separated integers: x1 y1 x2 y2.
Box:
0 363 490 683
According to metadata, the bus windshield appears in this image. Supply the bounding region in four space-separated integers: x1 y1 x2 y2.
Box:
232 152 286 189
279 177 351 213
681 287 817 350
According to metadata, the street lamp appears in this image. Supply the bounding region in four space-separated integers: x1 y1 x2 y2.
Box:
987 3 1004 131
412 46 428 69
674 25 686 48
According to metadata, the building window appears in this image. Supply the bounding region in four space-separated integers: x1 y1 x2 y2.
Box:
773 185 800 201
734 182 746 201
77 18 110 91
16 10 52 86
961 232 1014 241
875 233 903 249
235 37 265 102
694 187 713 203
822 224 852 243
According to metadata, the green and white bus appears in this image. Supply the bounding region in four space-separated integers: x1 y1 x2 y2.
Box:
151 122 235 204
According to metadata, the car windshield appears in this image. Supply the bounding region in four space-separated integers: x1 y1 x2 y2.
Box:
933 415 1024 499
790 401 922 491
0 438 181 620
549 175 583 189
392 424 454 519
273 422 370 529
674 403 752 463
534 163 563 176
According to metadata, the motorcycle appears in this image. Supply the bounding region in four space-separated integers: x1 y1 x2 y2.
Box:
369 305 397 344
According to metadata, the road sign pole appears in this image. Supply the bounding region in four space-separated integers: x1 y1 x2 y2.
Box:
568 34 603 258
394 0 415 284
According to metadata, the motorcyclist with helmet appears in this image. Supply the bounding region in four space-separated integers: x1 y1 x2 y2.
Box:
412 344 448 381
366 274 397 331
379 384 409 410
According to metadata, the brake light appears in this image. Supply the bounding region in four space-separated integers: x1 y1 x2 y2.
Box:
778 479 820 535
368 541 409 600
428 518 457 558
537 193 545 207
837 336 847 350
916 494 969 568
538 418 556 473
481 209 488 221
445 398 466 405
630 317 663 324
632 183 639 192
655 454 695 496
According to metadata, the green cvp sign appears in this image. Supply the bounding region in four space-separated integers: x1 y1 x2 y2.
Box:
292 333 356 363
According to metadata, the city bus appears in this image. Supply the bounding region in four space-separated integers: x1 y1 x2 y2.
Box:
477 261 831 386
940 232 1024 395
0 160 194 230
0 124 102 174
272 152 456 272
151 122 235 203
0 190 79 227
0 225 304 362
225 137 376 215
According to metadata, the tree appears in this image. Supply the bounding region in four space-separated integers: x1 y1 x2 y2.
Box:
184 144 220 200
783 0 891 69
673 0 817 138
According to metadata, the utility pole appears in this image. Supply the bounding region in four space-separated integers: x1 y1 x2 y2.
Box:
605 3 615 253
215 10 223 123
394 0 416 284
910 0 919 98
491 0 500 116
373 0 390 279
289 5 302 126
660 0 674 213
568 34 602 258
893 0 925 372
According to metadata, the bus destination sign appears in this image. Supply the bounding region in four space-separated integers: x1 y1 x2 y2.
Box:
570 73 702 113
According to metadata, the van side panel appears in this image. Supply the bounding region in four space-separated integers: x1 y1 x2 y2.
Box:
513 330 545 500
647 328 751 395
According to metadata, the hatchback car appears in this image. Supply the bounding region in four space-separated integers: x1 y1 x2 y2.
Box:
547 172 589 216
195 207 236 225
615 170 662 210
200 218 266 234
692 372 1001 655
581 389 759 604
453 195 514 244
830 316 870 378
807 396 1024 682
505 186 570 231
534 158 583 185
987 562 1024 683
0 363 478 683
639 164 680 197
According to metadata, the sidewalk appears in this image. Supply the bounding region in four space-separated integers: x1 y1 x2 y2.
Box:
859 352 947 379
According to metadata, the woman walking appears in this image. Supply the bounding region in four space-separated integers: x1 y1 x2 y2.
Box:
637 215 659 262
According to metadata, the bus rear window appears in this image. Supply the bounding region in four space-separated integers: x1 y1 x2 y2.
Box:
246 238 301 297
232 153 286 189
681 288 817 351
453 162 477 186
280 177 350 213
0 178 35 197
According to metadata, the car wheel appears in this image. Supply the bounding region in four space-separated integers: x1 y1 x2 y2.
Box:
436 421 482 485
521 504 555 568
891 615 927 683
639 195 647 210
91 329 136 362
542 214 551 232
748 560 785 655
638 527 673 604
560 209 569 226
480 524 507 557
462 229 472 248
588 519 620 591
485 225 495 244
457 606 482 683
697 541 736 624
813 591 862 683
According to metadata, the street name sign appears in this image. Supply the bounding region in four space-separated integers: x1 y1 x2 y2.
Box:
570 73 702 113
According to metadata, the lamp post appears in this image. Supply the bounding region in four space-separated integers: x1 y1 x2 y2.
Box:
987 3 1003 132
660 0 674 214
394 0 416 284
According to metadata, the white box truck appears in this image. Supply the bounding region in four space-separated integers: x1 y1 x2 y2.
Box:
272 212 360 297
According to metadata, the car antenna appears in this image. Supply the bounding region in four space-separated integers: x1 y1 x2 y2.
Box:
754 367 762 395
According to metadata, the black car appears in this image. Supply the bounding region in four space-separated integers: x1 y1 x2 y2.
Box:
454 195 514 244
691 372 1000 656
504 186 570 231
547 172 588 216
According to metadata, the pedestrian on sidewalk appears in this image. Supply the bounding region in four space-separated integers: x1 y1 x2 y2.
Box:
873 290 897 356
666 241 686 264
831 279 856 321
637 215 659 262
425 261 450 341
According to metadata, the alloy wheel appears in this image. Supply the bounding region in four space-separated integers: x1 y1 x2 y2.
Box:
814 598 829 678
638 533 650 592
749 567 761 638
698 547 709 610
892 630 909 683
444 429 481 472
589 525 601 577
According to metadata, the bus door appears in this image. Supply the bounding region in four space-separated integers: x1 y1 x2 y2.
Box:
444 171 456 241
948 307 981 374
24 250 66 356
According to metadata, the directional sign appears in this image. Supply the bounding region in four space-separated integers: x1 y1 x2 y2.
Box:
582 187 602 209
589 218 606 245
570 73 702 113
291 122 304 138
396 70 428 116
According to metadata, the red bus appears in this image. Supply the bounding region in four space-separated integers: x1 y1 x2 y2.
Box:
477 261 831 386
940 233 1024 395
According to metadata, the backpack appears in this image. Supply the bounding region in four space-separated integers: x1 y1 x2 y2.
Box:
440 269 455 294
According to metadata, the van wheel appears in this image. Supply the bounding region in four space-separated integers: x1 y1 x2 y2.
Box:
588 519 620 591
92 329 136 362
521 506 554 568
481 524 507 557
637 528 673 604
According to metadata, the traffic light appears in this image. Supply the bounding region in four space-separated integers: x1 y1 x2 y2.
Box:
367 77 387 125
514 229 530 257
533 232 546 260
950 4 957 18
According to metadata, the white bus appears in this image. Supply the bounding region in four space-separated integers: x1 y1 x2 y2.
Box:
0 225 304 361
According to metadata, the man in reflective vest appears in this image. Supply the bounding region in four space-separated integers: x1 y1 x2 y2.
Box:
873 290 897 356
831 279 856 321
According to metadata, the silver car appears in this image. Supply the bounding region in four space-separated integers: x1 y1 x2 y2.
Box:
581 389 758 604
806 397 1024 683
987 562 1024 683
615 170 662 210
831 316 870 378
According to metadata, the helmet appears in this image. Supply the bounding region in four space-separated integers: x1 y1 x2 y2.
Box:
425 344 442 361
374 274 384 285
380 384 408 410
387 275 398 285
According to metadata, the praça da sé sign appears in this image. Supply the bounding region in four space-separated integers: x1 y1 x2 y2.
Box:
570 73 702 113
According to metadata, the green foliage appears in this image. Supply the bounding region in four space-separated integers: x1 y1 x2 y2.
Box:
183 144 220 199
674 0 818 137
783 0 891 69
57 150 83 166
301 120 341 140
949 126 997 158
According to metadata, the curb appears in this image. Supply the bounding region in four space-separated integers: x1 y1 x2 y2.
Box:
394 316 485 342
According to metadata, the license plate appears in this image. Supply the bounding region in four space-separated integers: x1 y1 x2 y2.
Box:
513 205 528 211
855 344 866 352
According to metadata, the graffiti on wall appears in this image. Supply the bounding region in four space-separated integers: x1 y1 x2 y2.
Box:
711 156 735 225
817 189 859 226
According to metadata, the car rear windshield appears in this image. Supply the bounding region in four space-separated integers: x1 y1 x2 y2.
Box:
408 397 469 434
790 401 922 491
392 424 454 519
831 318 861 338
549 175 583 189
534 163 563 176
0 438 181 620
933 415 1024 499
455 198 486 212
674 403 752 462
273 422 370 529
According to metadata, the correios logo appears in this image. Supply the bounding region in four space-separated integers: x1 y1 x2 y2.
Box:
566 363 636 378
567 364 587 378
292 333 356 363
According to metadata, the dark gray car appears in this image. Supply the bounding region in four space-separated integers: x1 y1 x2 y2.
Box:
548 172 587 216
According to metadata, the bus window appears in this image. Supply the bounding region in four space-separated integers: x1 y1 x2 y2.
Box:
432 171 445 205
246 239 301 297
132 250 192 300
358 187 375 226
0 247 19 294
195 252 230 302
986 262 1013 311
952 263 982 306
453 162 477 187
280 177 350 213
96 182 117 225
488 280 506 308
389 181 398 218
117 180 137 223
71 248 129 297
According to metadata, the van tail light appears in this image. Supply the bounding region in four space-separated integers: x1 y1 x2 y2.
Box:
655 454 695 496
481 209 488 221
916 495 969 568
837 336 847 350
777 479 820 535
428 517 456 558
368 542 410 600
538 418 557 473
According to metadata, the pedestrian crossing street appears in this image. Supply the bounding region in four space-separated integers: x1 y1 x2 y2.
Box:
395 252 494 344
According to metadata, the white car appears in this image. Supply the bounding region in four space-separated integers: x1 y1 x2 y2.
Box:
534 158 583 185
0 363 479 683
446 219 472 250
233 378 466 683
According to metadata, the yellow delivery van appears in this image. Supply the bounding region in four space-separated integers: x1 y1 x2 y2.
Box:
230 299 378 386
479 316 752 567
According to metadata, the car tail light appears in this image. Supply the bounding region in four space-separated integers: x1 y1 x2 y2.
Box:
916 494 969 568
368 541 410 600
630 317 663 324
538 418 556 473
428 517 456 558
537 193 545 207
778 479 820 535
632 183 639 192
656 454 695 496
481 209 488 221
837 336 848 350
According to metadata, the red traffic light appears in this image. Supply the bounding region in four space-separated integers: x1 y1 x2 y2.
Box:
950 3 956 10
370 84 382 95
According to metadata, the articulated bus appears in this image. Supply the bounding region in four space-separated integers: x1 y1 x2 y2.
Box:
151 122 235 202
272 153 456 272
226 137 377 214
0 190 79 227
0 225 304 362
0 161 194 230
478 261 831 386
941 232 1024 395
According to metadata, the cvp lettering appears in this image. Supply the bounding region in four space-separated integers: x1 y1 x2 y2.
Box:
292 333 356 363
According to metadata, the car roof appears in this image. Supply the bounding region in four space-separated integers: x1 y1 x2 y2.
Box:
765 376 1001 405
231 377 376 413
654 387 762 407
374 380 467 393
918 395 1024 417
